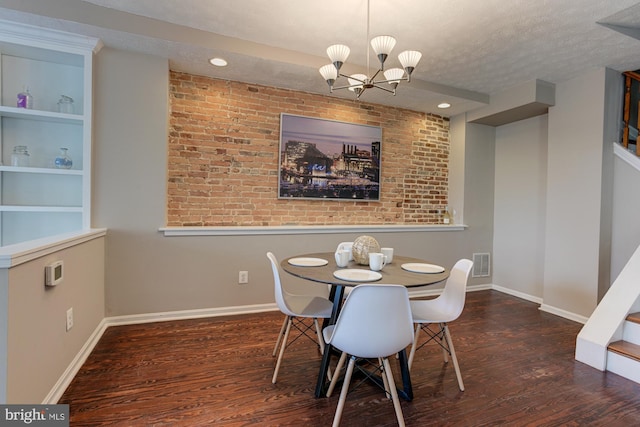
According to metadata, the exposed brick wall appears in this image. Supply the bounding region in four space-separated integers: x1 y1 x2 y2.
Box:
168 71 449 226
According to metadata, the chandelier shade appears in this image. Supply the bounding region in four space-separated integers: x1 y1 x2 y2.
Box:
347 74 368 94
318 0 421 99
398 50 422 80
319 64 338 87
327 44 350 70
383 67 405 89
370 35 396 66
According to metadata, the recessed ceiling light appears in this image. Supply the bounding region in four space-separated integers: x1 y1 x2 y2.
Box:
438 102 451 109
209 57 227 67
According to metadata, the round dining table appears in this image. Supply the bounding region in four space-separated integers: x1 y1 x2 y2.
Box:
280 252 450 400
281 252 449 288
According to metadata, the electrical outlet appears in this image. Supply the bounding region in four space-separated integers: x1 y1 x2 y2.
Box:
238 271 249 284
66 307 74 331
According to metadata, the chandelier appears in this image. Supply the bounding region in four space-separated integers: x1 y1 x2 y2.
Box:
318 0 422 99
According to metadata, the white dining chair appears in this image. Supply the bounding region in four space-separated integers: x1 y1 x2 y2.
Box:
407 258 473 391
267 252 333 384
323 284 414 427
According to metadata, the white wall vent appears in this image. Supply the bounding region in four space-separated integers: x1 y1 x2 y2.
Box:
472 253 491 277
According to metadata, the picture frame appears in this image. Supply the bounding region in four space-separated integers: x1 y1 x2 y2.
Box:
278 114 382 200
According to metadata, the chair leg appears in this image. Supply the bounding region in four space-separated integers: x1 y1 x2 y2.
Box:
443 324 464 391
379 357 391 399
272 316 292 384
332 356 356 427
382 357 406 427
314 318 325 355
407 323 421 370
440 323 449 363
327 352 348 397
272 315 288 356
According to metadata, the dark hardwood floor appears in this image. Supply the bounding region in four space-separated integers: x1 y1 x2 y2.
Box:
60 290 640 426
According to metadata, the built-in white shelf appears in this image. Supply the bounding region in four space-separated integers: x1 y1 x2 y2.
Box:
0 19 101 247
0 166 82 174
0 206 81 212
0 105 83 123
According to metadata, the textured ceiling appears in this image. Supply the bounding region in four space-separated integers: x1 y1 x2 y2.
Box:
2 0 640 116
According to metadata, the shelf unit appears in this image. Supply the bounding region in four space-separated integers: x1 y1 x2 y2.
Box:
0 20 101 247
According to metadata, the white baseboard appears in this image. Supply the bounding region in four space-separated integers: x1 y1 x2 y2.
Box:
491 284 587 324
408 283 491 299
43 318 109 404
45 303 278 403
469 284 494 292
492 284 543 305
105 302 279 327
46 284 585 403
540 303 589 324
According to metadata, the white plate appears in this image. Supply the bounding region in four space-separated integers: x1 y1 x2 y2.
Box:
333 269 382 282
401 263 445 274
287 257 328 267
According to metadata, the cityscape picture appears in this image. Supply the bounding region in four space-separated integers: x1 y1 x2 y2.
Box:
278 114 382 200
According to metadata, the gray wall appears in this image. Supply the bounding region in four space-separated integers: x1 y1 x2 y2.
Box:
543 68 615 317
598 68 621 301
493 115 548 298
490 69 625 316
460 121 496 257
612 154 640 279
92 47 171 316
6 236 105 403
93 48 496 317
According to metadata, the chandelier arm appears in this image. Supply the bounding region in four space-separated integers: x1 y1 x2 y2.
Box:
337 73 366 83
368 68 383 82
373 76 410 85
334 70 411 87
331 77 409 93
332 79 365 91
370 84 396 94
332 84 358 91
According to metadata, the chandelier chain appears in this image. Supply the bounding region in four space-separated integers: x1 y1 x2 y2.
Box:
366 0 370 77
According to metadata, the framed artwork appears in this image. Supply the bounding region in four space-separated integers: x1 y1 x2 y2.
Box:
278 114 381 200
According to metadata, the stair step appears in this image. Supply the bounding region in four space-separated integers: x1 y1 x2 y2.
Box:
608 340 640 362
628 312 640 325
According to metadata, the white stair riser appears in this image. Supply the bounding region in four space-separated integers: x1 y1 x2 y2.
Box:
623 320 640 345
607 351 640 384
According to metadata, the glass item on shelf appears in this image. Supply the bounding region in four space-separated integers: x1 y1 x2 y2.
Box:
11 145 30 167
17 87 33 109
57 95 74 113
442 205 453 225
54 148 73 169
